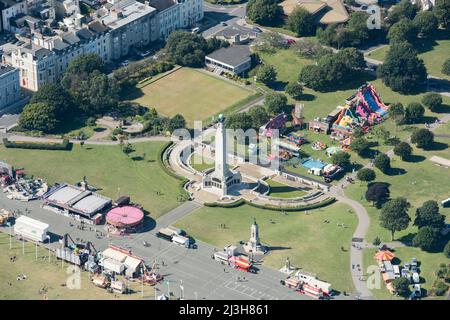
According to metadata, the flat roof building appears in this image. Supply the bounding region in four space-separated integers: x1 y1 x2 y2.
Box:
43 183 112 219
205 45 252 76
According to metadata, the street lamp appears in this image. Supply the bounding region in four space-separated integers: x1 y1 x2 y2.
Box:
194 291 198 301
46 235 51 263
6 221 12 249
180 280 184 300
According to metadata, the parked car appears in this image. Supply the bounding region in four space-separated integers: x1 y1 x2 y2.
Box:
140 50 151 57
221 22 227 26
121 60 129 66
191 27 200 34
252 27 262 33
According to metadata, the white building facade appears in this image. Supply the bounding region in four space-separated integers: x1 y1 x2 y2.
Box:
0 64 21 109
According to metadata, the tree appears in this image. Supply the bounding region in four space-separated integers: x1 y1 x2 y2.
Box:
298 64 325 90
352 127 365 139
405 102 425 123
422 93 443 112
380 197 411 240
249 106 269 128
413 11 438 37
377 42 427 93
64 53 104 75
365 182 390 208
433 0 450 30
299 48 364 91
291 39 331 59
167 114 186 132
347 11 371 47
443 58 450 75
374 153 391 173
444 240 450 258
264 92 287 115
412 226 441 251
122 143 135 156
357 168 376 183
373 126 391 144
165 30 208 67
392 277 411 297
286 7 314 36
331 151 351 168
393 142 412 160
77 71 119 115
387 19 416 43
19 103 59 133
414 200 446 229
30 83 73 121
254 32 288 53
285 82 303 100
388 0 418 25
350 137 371 155
246 0 282 26
388 102 405 125
411 128 434 149
225 113 253 131
257 64 277 85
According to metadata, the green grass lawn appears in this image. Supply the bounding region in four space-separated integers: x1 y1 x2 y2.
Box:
175 203 357 292
366 33 450 80
363 247 448 300
0 142 182 218
189 153 214 172
124 67 255 126
0 233 154 300
266 179 307 198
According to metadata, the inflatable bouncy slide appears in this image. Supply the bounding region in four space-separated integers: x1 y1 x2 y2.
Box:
332 83 389 139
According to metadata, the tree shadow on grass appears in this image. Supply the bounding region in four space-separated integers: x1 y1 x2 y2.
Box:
385 167 407 176
404 154 426 163
131 156 144 161
297 93 316 101
432 104 450 114
397 233 415 246
93 127 107 133
121 87 145 101
424 141 449 151
268 80 288 91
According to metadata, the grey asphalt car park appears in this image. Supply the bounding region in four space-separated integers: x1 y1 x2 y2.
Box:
0 191 324 300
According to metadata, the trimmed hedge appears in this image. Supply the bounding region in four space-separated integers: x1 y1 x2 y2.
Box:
204 198 246 208
204 197 336 212
157 141 190 199
2 138 72 151
246 197 336 212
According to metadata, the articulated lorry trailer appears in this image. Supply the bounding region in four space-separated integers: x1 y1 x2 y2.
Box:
14 215 49 242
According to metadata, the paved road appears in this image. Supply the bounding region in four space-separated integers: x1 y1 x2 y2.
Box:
202 3 246 38
155 201 203 229
0 191 329 300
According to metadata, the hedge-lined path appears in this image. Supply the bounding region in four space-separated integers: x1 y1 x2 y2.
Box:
1 133 171 145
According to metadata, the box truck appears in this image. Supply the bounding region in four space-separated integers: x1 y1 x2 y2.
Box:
14 215 49 242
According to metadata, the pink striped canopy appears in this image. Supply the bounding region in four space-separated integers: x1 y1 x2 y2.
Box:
106 206 144 227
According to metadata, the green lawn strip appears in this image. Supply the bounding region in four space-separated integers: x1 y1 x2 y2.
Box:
125 67 255 127
0 142 182 218
363 247 448 300
189 153 214 172
0 233 154 299
175 203 357 292
265 179 307 198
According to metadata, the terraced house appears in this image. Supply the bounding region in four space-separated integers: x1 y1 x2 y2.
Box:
0 0 203 91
